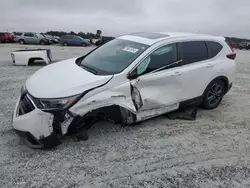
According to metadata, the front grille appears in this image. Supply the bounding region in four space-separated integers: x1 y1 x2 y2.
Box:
19 94 35 115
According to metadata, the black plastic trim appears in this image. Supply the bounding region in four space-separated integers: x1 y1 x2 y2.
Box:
179 96 203 109
14 129 40 146
39 132 61 149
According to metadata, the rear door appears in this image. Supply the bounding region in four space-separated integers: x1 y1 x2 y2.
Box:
67 36 74 45
24 33 32 43
74 36 81 46
30 33 39 44
177 41 223 101
130 43 184 118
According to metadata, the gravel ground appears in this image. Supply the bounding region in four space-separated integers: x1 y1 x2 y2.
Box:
1 44 250 188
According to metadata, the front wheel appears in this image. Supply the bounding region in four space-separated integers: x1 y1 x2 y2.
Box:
19 39 25 44
202 80 225 110
82 43 86 47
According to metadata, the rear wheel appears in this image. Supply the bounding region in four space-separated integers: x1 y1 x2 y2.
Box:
82 43 86 47
40 40 45 45
202 80 225 110
63 42 68 46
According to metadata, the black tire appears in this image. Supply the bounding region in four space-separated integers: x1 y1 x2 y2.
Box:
82 43 86 47
63 42 68 46
40 40 45 45
19 39 25 44
202 80 225 110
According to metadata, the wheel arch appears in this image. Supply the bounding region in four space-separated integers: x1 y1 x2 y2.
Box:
67 104 136 134
203 76 229 96
19 39 26 43
28 57 46 65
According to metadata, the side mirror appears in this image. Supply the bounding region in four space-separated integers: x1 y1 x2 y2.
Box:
128 69 138 80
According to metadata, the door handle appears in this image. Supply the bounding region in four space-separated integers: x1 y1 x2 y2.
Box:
206 63 214 68
172 71 182 76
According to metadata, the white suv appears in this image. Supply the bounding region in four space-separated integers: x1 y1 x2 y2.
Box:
12 32 236 148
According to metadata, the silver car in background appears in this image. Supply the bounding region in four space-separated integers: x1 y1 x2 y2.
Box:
14 32 49 45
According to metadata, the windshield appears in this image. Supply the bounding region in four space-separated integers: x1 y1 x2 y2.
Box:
80 39 149 75
78 36 84 40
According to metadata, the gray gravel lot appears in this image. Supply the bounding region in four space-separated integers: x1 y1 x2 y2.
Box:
1 44 250 188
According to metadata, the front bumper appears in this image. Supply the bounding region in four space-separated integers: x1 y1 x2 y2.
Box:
12 96 61 149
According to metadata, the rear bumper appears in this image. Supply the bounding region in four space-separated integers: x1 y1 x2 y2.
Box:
12 96 61 149
225 83 233 94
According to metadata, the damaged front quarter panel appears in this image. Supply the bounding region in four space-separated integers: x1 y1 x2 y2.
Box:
67 82 138 130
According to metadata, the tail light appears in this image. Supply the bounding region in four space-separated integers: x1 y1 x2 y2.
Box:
225 41 236 60
227 53 236 60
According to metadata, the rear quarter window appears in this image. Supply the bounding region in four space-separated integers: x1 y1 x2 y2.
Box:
206 41 223 58
15 32 23 36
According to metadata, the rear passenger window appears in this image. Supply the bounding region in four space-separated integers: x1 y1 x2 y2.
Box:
15 32 22 36
24 33 29 37
206 41 223 58
181 41 208 65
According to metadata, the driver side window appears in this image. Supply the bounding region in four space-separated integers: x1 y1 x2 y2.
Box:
137 43 178 76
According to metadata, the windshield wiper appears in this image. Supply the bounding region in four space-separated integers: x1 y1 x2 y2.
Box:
80 64 98 74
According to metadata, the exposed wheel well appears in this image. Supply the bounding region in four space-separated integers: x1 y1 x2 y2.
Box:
67 105 136 134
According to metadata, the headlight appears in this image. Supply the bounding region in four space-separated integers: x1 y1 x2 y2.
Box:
34 95 80 111
20 85 27 95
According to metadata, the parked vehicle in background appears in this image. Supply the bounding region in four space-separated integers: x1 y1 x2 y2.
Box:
41 34 58 44
4 32 15 42
239 42 250 50
14 32 49 45
51 36 60 43
59 35 90 46
0 32 5 43
0 32 15 43
12 32 236 149
11 49 52 66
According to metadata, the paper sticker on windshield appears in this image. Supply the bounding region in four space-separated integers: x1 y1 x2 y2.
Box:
123 47 139 53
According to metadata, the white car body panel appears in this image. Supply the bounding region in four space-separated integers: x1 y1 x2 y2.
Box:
26 58 113 98
70 81 137 117
11 49 52 66
12 32 236 148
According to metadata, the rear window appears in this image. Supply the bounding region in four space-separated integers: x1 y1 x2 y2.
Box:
206 41 223 58
181 41 208 65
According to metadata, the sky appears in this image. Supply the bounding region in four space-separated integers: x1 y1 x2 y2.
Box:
1 0 250 38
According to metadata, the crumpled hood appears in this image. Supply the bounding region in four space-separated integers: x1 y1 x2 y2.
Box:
26 58 113 98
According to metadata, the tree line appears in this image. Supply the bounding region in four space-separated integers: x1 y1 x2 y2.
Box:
45 30 103 39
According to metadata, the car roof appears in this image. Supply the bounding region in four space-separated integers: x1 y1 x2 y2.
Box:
118 32 224 45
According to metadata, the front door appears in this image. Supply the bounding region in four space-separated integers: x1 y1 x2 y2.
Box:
129 43 183 120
